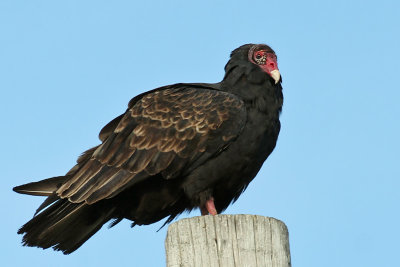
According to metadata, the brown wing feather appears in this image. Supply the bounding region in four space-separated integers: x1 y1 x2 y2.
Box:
57 85 246 204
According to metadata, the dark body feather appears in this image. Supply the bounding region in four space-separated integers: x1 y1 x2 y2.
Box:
14 44 283 254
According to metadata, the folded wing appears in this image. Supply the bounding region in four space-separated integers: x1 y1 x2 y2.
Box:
56 84 247 204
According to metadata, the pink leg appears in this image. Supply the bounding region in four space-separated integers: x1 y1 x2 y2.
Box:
205 197 218 216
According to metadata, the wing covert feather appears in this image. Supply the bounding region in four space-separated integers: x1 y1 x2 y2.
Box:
57 85 246 204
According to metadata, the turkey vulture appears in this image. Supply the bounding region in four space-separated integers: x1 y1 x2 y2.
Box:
14 43 283 254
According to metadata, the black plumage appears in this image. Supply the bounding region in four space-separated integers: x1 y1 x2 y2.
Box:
14 43 283 254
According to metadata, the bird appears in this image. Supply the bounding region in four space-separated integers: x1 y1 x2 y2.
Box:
13 43 283 254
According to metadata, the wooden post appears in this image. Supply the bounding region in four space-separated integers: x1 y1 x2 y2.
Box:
165 214 291 267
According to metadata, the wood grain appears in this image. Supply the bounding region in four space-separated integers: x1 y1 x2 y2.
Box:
165 214 291 267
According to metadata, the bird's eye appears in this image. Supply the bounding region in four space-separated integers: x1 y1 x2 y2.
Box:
253 51 266 64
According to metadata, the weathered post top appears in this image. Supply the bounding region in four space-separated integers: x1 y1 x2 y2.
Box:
165 214 291 267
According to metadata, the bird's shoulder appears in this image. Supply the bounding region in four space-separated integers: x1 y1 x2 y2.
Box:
99 83 246 142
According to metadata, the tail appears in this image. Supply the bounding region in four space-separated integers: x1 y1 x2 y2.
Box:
13 176 66 196
15 177 115 254
17 198 115 254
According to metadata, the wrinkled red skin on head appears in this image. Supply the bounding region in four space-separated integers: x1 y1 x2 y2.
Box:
249 49 279 76
260 53 278 75
249 46 279 75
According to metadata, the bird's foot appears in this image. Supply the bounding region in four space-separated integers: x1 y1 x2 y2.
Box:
200 197 217 216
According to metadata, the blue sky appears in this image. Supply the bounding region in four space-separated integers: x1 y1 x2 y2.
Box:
1 0 399 266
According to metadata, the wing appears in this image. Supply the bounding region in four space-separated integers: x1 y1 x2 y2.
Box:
56 84 246 204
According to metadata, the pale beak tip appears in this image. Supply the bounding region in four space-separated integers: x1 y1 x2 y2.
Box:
270 69 281 84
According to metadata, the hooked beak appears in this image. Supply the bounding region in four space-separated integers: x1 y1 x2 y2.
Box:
264 54 280 84
270 69 281 84
258 53 281 84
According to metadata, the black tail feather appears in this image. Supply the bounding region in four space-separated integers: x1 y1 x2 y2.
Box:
18 198 115 254
13 176 67 196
